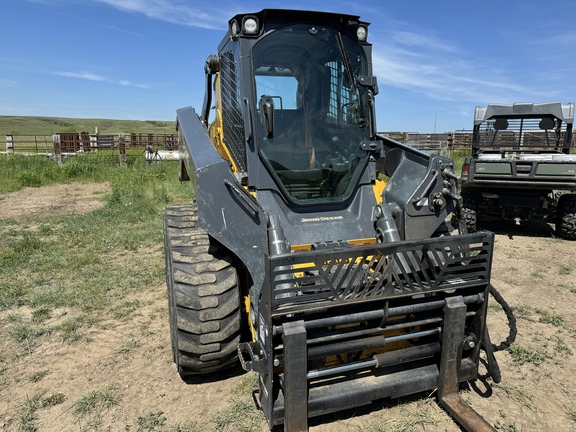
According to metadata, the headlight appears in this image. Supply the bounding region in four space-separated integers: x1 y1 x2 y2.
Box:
230 20 239 38
243 17 259 34
356 25 368 41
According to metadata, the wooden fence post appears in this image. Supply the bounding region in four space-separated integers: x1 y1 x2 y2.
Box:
119 134 127 166
447 133 454 152
6 135 14 153
52 134 62 166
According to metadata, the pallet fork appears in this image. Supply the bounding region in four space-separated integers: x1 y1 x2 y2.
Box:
277 296 496 431
438 297 495 432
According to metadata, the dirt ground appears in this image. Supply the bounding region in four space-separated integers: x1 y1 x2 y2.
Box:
1 184 576 431
0 183 110 221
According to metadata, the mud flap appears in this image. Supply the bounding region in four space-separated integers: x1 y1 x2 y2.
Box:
438 296 495 432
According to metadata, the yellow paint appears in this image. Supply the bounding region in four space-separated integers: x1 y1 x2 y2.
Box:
291 244 313 252
372 177 387 204
244 294 256 342
209 73 240 174
349 238 377 246
322 319 419 366
290 238 376 252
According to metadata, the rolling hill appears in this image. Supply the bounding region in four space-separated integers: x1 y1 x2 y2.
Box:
0 116 176 136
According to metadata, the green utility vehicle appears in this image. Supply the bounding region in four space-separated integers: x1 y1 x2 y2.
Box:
461 102 576 239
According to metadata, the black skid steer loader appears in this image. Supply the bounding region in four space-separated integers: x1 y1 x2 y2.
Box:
164 9 513 431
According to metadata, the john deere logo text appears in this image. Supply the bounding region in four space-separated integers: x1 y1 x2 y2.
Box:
301 216 345 223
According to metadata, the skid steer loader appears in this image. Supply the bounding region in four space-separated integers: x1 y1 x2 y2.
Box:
164 9 512 431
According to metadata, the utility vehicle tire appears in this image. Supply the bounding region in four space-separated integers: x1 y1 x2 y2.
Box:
461 190 478 233
164 203 241 375
556 194 576 240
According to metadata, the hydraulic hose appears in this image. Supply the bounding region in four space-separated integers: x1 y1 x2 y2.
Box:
482 284 517 383
487 284 517 352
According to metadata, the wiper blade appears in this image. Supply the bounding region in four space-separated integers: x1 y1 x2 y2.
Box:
336 32 365 124
336 32 356 96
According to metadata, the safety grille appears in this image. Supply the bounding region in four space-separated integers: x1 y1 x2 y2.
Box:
477 118 569 150
219 50 247 171
269 232 493 313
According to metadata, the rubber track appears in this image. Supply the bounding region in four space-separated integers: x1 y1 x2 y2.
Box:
164 203 241 375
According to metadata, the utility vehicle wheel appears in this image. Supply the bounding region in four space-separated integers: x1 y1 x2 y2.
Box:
164 203 241 375
461 190 478 233
556 194 576 240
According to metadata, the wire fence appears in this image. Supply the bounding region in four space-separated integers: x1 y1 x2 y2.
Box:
13 128 570 164
381 131 475 154
5 131 473 157
3 133 179 165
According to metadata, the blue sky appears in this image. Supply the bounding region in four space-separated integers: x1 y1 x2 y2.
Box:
2 0 576 132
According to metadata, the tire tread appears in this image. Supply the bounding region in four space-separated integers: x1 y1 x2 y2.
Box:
164 203 241 375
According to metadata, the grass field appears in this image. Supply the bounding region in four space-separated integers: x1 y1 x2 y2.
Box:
0 149 173 193
0 154 193 314
0 115 176 136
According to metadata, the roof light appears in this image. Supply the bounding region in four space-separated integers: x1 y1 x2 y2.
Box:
243 17 259 34
230 20 239 37
356 25 368 41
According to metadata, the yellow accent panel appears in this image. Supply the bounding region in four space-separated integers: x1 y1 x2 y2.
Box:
323 319 418 366
291 244 313 252
290 238 376 252
244 295 256 342
348 238 377 246
372 177 387 204
209 73 239 173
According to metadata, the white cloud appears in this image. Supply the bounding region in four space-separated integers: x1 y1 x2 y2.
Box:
371 30 554 106
55 71 150 89
93 0 235 29
57 71 105 81
388 30 458 53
